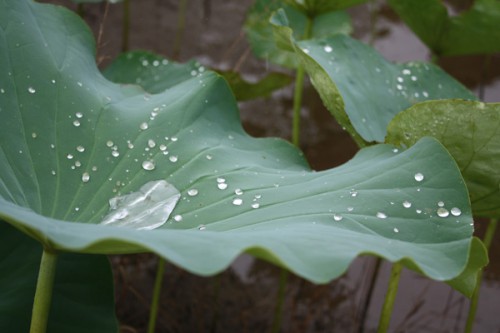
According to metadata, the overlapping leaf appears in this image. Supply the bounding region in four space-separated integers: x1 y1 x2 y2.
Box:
0 0 487 297
387 100 500 217
388 0 500 56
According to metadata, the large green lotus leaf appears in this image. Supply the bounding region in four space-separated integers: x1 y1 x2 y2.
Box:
103 51 201 94
0 0 486 294
0 222 117 333
244 0 352 68
284 0 369 16
386 100 500 218
271 12 477 144
388 0 500 56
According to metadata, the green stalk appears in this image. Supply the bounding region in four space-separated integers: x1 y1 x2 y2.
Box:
270 269 289 333
30 249 58 333
464 218 497 333
121 0 130 52
172 0 188 60
377 262 403 333
291 15 313 147
147 258 166 333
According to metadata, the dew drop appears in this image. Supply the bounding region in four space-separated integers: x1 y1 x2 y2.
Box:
75 112 83 118
376 212 387 219
28 87 36 94
169 155 178 163
140 122 149 130
437 201 445 207
142 160 155 171
437 207 449 218
198 224 206 231
173 214 183 222
402 200 412 208
217 177 226 183
127 141 134 149
350 190 358 197
324 45 333 53
416 209 422 214
393 228 399 233
414 173 424 182
67 154 73 159
82 172 90 182
217 183 228 190
206 154 213 160
106 140 114 147
148 139 156 148
402 69 411 75
347 206 354 212
75 160 81 167
159 144 167 151
333 214 343 221
51 170 56 176
187 189 198 196
232 198 243 206
234 188 243 195
111 150 120 157
76 145 85 152
73 120 80 127
451 207 462 217
251 203 260 209
171 137 178 142
31 132 37 138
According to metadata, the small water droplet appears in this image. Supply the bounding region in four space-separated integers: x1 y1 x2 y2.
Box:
127 141 134 149
206 154 213 160
414 173 424 182
347 206 354 212
159 144 167 151
171 137 178 142
397 76 404 83
450 207 462 217
402 69 411 75
75 112 83 118
75 160 81 167
148 139 156 148
251 203 260 209
82 172 90 182
106 141 114 147
198 224 206 231
324 45 333 53
333 214 343 221
173 214 183 222
51 170 56 176
28 87 36 94
350 190 358 197
232 198 243 206
376 212 387 219
73 120 80 127
403 201 412 208
393 228 399 233
31 132 37 138
169 155 178 163
416 209 422 214
437 201 445 207
142 160 155 171
92 166 97 171
112 150 120 157
217 177 226 183
217 183 228 190
234 188 243 195
422 91 429 98
437 207 449 217
76 145 85 152
187 189 198 196
75 207 80 211
140 122 149 130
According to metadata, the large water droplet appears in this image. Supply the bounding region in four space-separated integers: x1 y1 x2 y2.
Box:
82 172 90 183
232 198 243 206
437 208 449 218
376 212 387 219
450 207 462 217
414 173 424 182
100 180 181 230
142 160 155 171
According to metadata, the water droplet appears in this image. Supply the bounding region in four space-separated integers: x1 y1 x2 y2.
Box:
92 166 97 171
127 141 134 149
414 173 424 182
82 172 90 182
376 212 387 219
106 140 114 147
77 81 83 87
397 76 404 83
393 228 399 233
347 206 354 212
28 87 36 94
232 198 243 206
402 69 411 75
75 160 81 167
198 224 206 231
333 214 343 221
159 144 167 151
66 154 73 159
302 48 310 54
206 154 213 160
437 201 445 207
450 207 462 217
171 137 178 142
324 45 333 53
101 180 181 230
73 120 80 127
152 60 160 67
217 183 228 190
217 177 226 183
173 214 183 222
416 209 422 214
402 201 412 208
423 91 429 98
74 207 80 211
187 189 198 196
437 207 449 218
251 203 260 209
111 150 120 157
140 122 149 130
75 112 83 118
392 148 399 153
148 139 156 148
142 160 155 171
76 145 85 152
234 188 243 195
350 190 358 197
169 155 178 163
396 84 403 90
51 170 56 176
411 76 417 81
31 132 37 138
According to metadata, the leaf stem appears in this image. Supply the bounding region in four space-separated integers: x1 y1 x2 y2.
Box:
30 249 58 333
464 218 497 333
377 261 403 333
148 258 165 333
291 15 313 147
270 269 289 333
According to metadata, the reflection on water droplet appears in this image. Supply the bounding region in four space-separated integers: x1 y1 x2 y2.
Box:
350 190 358 197
140 122 149 130
416 209 422 214
75 161 81 167
414 173 424 182
217 177 226 183
28 87 36 94
187 189 198 196
101 180 181 230
232 198 243 206
82 172 90 182
376 212 387 219
403 201 412 208
142 160 155 171
451 207 461 217
333 214 343 221
437 208 449 217
173 214 183 222
171 137 178 142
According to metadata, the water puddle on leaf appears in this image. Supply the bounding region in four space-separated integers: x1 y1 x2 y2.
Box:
100 180 181 230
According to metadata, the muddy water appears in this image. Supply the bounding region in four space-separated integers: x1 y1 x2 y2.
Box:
47 1 499 332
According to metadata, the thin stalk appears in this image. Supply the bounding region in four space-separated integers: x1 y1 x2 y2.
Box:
270 269 289 333
147 258 166 333
377 262 403 333
358 258 382 333
172 0 188 60
121 0 130 52
30 249 58 333
464 218 497 333
291 15 313 147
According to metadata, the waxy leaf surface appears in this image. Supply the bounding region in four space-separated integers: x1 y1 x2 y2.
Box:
387 100 500 218
0 0 486 296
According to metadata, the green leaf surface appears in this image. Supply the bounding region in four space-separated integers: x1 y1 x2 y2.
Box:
244 0 352 68
219 70 293 101
0 0 486 294
284 0 369 16
386 100 500 218
103 51 201 94
270 18 477 143
388 0 500 56
0 222 117 333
